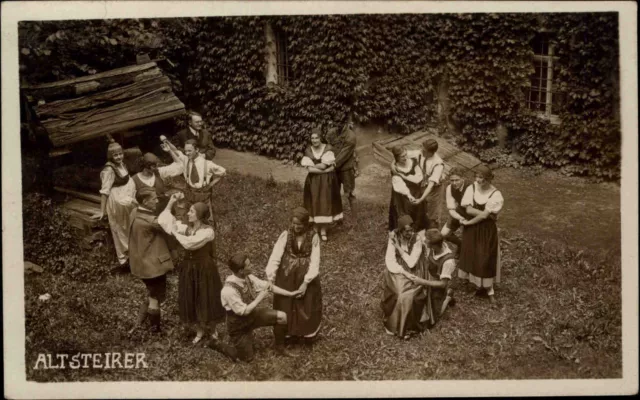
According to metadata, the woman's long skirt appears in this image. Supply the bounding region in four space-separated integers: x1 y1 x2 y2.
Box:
105 181 137 265
458 218 499 288
381 270 428 337
388 190 428 232
178 249 225 325
303 172 343 224
273 260 323 337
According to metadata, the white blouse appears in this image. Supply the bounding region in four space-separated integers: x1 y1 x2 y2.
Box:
99 164 136 207
265 230 320 284
301 145 336 167
391 160 424 196
385 237 423 274
158 209 214 250
460 182 504 214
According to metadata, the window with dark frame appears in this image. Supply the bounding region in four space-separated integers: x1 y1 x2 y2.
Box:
528 32 562 118
275 28 294 86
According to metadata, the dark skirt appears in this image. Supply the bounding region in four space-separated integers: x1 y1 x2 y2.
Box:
388 189 428 232
381 269 428 337
303 172 343 224
273 258 323 337
178 249 225 325
459 218 499 279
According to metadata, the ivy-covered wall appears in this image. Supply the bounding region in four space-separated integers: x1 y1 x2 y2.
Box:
19 13 620 179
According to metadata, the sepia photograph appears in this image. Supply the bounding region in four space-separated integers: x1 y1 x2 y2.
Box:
2 1 637 398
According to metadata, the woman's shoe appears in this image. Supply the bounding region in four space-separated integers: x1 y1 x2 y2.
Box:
320 234 328 242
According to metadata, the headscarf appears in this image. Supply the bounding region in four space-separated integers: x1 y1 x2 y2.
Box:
422 138 438 153
135 186 156 205
228 252 248 273
292 207 310 225
397 214 413 229
425 228 444 245
475 164 494 180
107 137 123 161
141 153 161 169
192 202 210 221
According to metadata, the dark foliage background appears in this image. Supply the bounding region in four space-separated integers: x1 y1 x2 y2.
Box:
19 13 620 178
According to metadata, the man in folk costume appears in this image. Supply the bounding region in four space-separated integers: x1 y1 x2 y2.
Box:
175 111 217 160
405 229 457 324
161 138 226 222
127 187 174 334
391 138 446 229
220 253 300 361
332 119 358 213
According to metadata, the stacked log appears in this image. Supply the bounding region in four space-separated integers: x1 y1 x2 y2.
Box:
21 62 185 148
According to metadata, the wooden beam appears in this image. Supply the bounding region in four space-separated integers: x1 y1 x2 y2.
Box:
54 186 101 203
35 76 172 118
22 64 161 103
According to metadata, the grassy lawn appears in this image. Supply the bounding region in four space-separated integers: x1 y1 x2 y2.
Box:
25 172 621 381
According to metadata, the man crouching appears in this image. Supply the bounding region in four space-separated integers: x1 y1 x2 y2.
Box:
220 253 300 362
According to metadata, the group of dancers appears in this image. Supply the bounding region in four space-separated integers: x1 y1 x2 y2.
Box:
91 110 503 360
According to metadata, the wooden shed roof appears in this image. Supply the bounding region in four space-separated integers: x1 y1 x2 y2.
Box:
21 62 185 148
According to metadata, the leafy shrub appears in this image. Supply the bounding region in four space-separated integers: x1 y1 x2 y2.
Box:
22 193 111 281
18 14 620 179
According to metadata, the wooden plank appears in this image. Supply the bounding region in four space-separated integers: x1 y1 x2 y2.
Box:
54 186 101 203
35 76 172 118
43 88 174 130
23 62 158 90
64 198 101 215
47 96 184 147
23 64 161 103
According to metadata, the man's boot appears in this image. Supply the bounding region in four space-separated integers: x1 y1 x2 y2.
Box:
207 337 238 361
274 326 294 357
148 308 161 333
128 301 149 335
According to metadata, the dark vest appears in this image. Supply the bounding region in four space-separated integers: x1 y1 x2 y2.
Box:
105 163 130 187
427 249 456 279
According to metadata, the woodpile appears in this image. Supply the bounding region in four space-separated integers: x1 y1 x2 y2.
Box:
21 62 185 148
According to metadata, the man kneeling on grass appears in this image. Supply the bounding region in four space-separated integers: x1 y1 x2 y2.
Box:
220 253 301 362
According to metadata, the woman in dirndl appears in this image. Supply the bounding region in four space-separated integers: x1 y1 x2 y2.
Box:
266 207 323 346
92 137 137 268
159 193 225 344
458 164 504 303
301 128 344 242
381 215 429 339
388 145 428 233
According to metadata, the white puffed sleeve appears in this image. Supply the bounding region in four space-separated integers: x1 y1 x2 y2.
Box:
300 156 315 167
320 150 336 165
158 209 189 235
173 227 214 250
460 184 475 208
486 190 504 214
158 162 184 180
391 175 412 197
99 168 115 196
